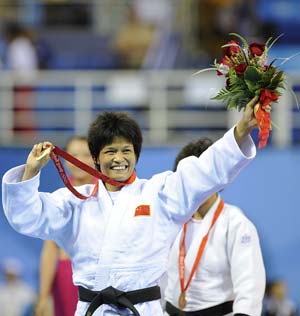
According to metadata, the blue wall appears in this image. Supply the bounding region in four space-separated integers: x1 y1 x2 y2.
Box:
0 145 300 305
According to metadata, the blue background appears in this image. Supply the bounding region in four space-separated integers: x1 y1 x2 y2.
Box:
0 144 300 304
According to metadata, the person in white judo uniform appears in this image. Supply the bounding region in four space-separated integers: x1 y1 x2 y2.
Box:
163 137 266 316
2 96 260 316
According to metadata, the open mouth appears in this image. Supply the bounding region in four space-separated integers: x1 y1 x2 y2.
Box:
110 165 128 171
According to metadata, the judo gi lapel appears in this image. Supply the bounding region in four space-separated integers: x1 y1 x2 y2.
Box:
184 195 221 277
94 179 139 288
95 180 114 224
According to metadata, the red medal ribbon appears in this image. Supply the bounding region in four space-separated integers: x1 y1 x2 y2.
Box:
178 199 224 296
49 145 136 200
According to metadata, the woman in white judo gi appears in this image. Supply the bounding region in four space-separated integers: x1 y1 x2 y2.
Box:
164 137 266 316
3 97 259 316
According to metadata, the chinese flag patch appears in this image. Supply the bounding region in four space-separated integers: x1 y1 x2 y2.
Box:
134 205 151 216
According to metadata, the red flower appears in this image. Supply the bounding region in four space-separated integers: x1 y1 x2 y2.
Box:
220 57 229 65
249 42 265 57
223 40 241 57
217 57 230 76
234 62 248 76
259 89 278 107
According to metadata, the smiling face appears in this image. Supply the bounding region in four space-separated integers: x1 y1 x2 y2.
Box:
96 136 136 191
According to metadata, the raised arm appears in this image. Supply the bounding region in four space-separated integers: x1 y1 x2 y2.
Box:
154 97 259 223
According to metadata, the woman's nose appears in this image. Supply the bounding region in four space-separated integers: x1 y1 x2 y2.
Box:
113 152 124 162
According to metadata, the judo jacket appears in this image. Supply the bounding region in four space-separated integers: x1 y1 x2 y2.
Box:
2 127 256 316
164 195 266 316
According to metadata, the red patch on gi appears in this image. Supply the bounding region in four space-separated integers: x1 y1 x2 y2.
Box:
134 205 151 216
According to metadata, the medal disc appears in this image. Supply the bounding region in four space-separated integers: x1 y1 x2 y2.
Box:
178 291 187 309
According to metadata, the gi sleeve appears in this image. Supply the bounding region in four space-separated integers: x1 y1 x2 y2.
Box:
156 126 256 222
227 208 266 316
2 164 75 241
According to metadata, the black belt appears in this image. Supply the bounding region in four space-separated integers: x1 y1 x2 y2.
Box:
79 285 161 316
166 300 233 316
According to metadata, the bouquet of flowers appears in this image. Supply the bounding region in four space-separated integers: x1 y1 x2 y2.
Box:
195 33 298 148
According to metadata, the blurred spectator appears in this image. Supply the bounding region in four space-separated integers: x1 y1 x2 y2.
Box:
194 0 263 61
0 257 37 316
33 36 52 70
3 22 38 83
113 4 155 69
263 280 297 316
3 21 38 138
35 136 95 316
134 0 180 69
194 0 234 60
133 0 173 30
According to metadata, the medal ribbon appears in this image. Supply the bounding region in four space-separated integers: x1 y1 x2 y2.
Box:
49 145 136 200
179 199 224 294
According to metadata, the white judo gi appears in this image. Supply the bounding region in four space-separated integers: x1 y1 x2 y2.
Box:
2 127 256 316
164 195 266 316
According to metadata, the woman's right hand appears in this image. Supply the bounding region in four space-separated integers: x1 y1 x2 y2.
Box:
22 142 53 181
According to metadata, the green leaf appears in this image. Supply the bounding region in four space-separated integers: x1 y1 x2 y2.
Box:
227 100 238 109
278 52 300 66
244 66 262 82
258 67 275 88
211 88 231 100
269 58 278 67
221 43 238 48
266 33 284 51
265 36 273 47
244 66 262 92
268 71 284 90
192 68 217 76
229 32 248 49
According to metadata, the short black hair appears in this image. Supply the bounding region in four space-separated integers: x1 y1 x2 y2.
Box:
4 22 25 41
173 137 213 171
87 111 143 164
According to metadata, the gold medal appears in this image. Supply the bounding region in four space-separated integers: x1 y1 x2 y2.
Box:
36 147 52 161
178 291 187 309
